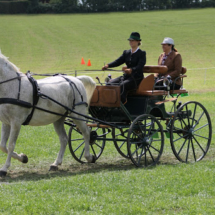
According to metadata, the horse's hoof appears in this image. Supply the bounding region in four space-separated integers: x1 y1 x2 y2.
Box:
91 155 97 163
22 154 28 164
49 165 58 171
0 171 7 177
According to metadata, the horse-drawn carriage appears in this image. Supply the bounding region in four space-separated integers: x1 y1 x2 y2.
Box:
0 52 212 176
65 66 212 167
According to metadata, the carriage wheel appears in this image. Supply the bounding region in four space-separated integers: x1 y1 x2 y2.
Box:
68 126 106 164
170 101 212 163
127 114 164 167
112 128 130 159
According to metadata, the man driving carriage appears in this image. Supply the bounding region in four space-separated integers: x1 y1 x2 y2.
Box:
102 32 146 104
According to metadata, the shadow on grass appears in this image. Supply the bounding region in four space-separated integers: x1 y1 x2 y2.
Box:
1 147 214 183
1 158 161 183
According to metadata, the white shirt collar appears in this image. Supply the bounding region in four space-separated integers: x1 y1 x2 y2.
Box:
131 47 139 54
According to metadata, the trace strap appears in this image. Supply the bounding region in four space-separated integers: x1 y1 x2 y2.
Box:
0 98 32 108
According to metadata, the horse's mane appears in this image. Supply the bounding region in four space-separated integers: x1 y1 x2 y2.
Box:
0 50 20 73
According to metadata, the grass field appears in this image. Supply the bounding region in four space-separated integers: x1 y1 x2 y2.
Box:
0 8 215 215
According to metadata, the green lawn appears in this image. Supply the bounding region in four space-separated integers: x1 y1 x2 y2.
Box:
0 8 215 72
0 8 215 215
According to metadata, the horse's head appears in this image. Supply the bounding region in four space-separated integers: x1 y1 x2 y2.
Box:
0 51 20 78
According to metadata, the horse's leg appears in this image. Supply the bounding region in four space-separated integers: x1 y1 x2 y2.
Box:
73 119 94 163
0 123 10 154
0 123 28 163
0 123 27 176
50 117 67 171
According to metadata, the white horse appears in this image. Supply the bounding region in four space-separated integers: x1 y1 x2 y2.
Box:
0 52 96 176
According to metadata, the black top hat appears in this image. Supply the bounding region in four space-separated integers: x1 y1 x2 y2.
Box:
128 32 141 41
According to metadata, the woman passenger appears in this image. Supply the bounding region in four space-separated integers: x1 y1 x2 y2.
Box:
154 37 182 90
102 32 146 104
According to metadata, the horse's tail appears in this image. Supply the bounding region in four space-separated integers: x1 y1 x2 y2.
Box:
76 75 96 106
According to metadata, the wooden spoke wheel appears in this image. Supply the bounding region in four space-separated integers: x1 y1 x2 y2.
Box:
127 114 164 167
68 126 107 163
170 101 212 163
112 128 130 159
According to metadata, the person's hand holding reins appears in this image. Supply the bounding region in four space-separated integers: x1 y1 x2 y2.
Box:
102 64 109 70
124 68 132 75
122 66 132 75
122 66 127 71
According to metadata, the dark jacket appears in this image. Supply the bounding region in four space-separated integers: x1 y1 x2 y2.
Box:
108 49 146 80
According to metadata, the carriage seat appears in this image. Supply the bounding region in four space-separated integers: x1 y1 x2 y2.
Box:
129 74 168 96
129 66 188 96
129 66 168 96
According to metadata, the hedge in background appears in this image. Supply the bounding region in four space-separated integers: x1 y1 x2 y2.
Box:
0 0 29 14
1 0 215 14
27 0 215 14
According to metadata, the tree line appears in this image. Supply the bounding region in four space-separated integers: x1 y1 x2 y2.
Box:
28 0 215 13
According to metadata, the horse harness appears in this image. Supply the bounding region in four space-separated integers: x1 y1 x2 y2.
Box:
0 72 30 107
0 71 88 125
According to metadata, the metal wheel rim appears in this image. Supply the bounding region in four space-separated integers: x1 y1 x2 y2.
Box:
127 114 164 167
170 101 212 163
112 128 130 159
68 126 106 163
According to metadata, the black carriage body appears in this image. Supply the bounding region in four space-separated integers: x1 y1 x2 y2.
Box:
89 94 169 124
89 106 129 123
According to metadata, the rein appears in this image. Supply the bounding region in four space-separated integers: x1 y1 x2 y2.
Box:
28 72 68 76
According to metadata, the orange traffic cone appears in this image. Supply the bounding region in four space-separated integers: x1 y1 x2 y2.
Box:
81 57 85 65
87 59 91 66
